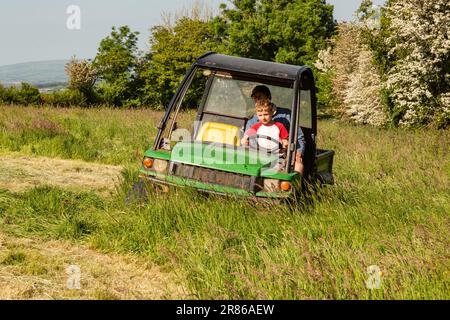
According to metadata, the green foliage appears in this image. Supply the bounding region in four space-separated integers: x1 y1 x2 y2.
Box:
138 17 219 109
96 78 129 107
17 83 41 105
40 89 87 107
0 82 92 108
92 26 141 107
1 3 336 112
93 26 140 83
0 83 41 105
8 0 448 130
214 0 335 66
211 0 335 111
315 71 336 114
356 0 377 21
0 83 5 103
358 2 393 78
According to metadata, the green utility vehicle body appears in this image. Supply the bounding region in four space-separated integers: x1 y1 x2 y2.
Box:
139 53 334 199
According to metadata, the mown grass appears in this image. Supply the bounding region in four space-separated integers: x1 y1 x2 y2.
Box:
0 105 449 299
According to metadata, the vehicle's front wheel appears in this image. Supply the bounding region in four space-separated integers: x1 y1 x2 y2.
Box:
125 179 149 205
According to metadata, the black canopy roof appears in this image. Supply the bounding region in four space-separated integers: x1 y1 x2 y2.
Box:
195 52 309 81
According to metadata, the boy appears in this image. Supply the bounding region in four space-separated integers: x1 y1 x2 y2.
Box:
241 99 289 152
246 85 304 174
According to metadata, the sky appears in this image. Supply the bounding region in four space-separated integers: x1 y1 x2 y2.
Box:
0 0 386 66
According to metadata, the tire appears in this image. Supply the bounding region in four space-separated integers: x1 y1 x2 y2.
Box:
125 179 149 205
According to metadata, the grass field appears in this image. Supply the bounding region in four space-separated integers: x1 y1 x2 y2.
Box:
0 105 449 299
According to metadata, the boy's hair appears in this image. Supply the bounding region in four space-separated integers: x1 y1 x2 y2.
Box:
255 99 275 113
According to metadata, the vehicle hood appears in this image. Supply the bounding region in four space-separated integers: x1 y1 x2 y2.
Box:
169 141 280 176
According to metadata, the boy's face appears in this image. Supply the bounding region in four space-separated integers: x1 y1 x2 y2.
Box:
256 109 273 125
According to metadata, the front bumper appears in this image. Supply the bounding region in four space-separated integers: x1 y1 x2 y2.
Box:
139 169 293 199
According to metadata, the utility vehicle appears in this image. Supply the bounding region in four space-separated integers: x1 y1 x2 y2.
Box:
138 53 334 199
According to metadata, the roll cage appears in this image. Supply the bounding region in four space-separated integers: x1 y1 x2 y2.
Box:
153 52 317 175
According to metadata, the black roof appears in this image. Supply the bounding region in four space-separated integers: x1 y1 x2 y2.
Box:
195 52 309 81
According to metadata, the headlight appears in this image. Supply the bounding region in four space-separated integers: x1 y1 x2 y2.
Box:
143 157 169 173
153 159 169 173
264 179 279 192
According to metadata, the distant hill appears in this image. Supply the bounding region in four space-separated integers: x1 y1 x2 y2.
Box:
0 60 69 89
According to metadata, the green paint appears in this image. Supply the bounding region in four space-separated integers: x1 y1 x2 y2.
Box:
143 149 171 160
260 168 299 181
148 142 281 176
255 191 291 198
139 169 291 198
140 142 299 197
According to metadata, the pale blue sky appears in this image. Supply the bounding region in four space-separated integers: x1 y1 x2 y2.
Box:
0 0 386 66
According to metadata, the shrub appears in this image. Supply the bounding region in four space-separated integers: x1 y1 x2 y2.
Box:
65 57 97 102
384 0 450 127
95 80 128 107
315 23 387 126
40 89 87 107
17 83 41 105
0 83 5 103
0 83 41 105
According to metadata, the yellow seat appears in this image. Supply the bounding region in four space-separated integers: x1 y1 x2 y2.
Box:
196 122 241 146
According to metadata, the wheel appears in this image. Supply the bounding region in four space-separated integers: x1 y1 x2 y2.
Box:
125 179 149 205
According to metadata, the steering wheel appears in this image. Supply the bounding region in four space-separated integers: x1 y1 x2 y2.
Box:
247 134 285 154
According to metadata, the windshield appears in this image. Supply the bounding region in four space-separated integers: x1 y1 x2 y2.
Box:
157 69 296 152
203 75 294 118
155 68 299 172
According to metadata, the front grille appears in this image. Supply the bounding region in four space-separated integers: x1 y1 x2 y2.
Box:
170 162 262 192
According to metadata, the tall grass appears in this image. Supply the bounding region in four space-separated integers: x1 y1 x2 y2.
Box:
0 105 159 165
0 105 448 299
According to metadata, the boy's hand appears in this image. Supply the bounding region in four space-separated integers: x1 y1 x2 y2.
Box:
241 136 249 146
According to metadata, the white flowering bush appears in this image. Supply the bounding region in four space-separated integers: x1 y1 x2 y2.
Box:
344 47 387 126
65 57 97 96
385 0 450 127
315 23 387 126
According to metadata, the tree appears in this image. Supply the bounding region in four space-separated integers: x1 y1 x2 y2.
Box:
213 0 335 66
315 24 362 108
344 47 386 126
93 26 140 83
315 23 386 126
138 13 219 108
93 26 141 106
384 0 450 127
212 0 335 109
65 57 97 102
